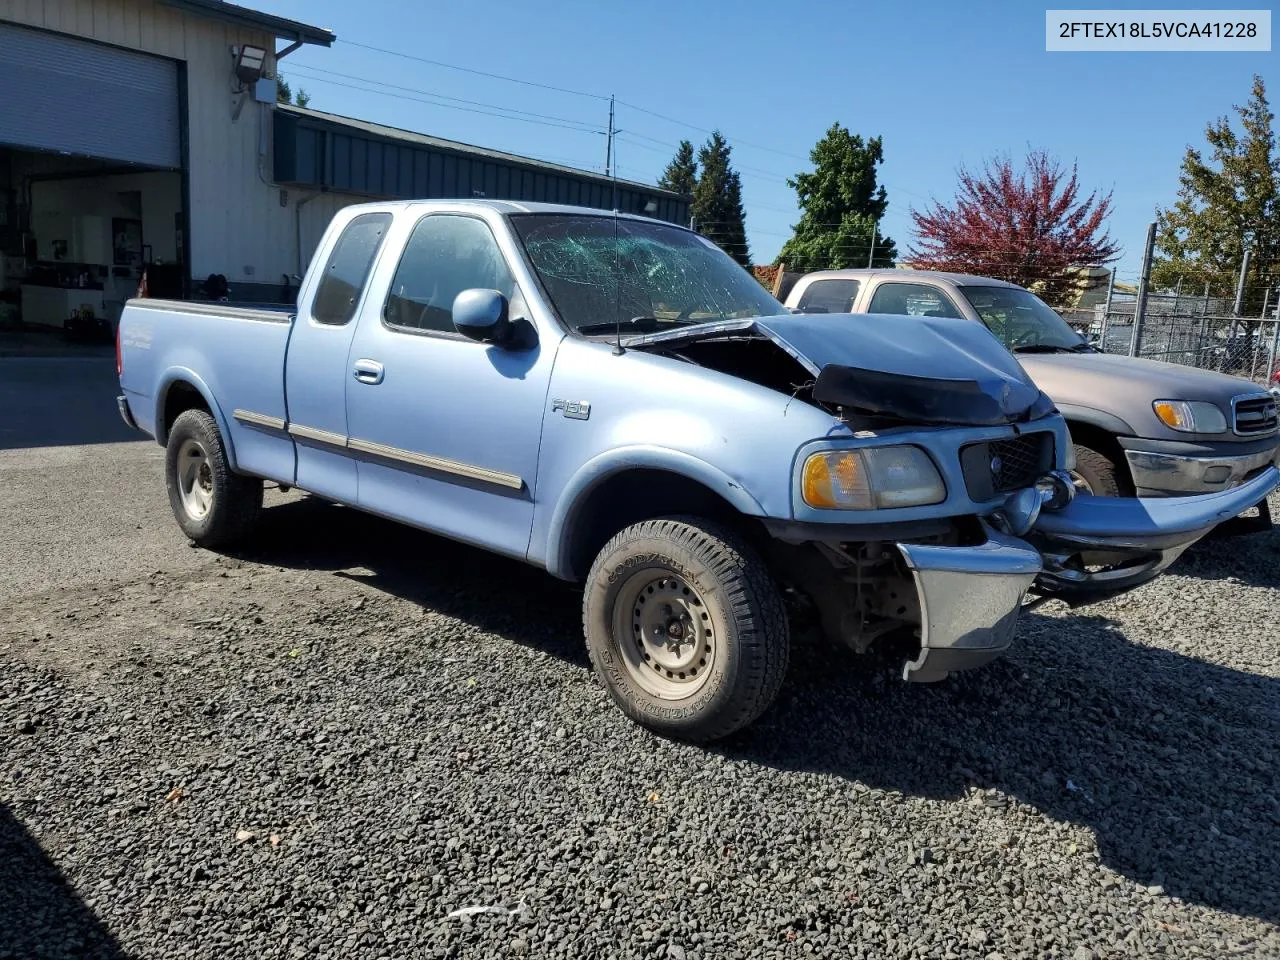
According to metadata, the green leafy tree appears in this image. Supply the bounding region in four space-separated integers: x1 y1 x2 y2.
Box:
691 132 750 267
658 140 697 196
778 124 897 271
1153 75 1279 311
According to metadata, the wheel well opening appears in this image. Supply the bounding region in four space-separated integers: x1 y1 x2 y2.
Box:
564 469 756 580
162 381 211 442
1064 420 1132 484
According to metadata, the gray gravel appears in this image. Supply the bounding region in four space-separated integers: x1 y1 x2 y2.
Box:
2 367 1279 959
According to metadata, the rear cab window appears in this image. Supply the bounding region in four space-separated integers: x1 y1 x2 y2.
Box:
796 278 861 313
866 281 963 319
311 213 393 326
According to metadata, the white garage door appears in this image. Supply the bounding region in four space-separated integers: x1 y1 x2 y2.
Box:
0 22 180 169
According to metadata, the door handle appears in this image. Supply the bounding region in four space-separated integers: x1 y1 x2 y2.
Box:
352 359 384 385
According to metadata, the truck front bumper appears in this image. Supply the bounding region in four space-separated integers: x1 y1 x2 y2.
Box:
1119 436 1280 496
896 531 1041 683
893 465 1280 682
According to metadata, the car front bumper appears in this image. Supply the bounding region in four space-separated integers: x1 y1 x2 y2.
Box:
1120 436 1280 496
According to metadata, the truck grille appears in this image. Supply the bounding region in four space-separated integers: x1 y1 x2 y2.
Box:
959 432 1055 502
1233 395 1278 436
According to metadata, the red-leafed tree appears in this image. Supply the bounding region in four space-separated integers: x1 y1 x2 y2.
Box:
909 151 1119 305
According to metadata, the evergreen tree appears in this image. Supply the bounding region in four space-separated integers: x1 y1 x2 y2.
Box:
658 140 697 196
1152 75 1278 311
691 132 750 267
275 74 311 108
779 124 896 271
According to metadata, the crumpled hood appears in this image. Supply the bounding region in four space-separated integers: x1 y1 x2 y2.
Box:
624 312 1046 424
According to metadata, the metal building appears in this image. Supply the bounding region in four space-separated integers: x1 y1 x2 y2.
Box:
0 0 687 326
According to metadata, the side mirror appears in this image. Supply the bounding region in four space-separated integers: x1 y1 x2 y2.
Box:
452 288 511 344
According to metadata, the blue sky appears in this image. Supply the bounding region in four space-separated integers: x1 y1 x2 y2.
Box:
253 0 1274 283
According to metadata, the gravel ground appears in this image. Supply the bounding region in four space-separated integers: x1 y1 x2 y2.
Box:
2 373 1279 959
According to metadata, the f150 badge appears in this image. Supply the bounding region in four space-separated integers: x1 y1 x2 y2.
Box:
552 399 591 420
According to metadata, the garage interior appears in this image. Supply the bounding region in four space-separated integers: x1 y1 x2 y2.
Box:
0 20 187 337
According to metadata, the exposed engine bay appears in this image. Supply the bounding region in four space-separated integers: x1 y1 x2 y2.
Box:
622 314 1055 427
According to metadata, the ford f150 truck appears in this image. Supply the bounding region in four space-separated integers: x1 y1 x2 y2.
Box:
115 202 1280 742
784 269 1280 516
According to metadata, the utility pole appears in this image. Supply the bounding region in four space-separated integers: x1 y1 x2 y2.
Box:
604 94 618 211
604 96 615 179
1129 221 1156 357
866 225 876 268
1233 248 1252 316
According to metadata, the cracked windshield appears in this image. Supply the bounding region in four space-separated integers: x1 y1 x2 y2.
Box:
509 213 783 335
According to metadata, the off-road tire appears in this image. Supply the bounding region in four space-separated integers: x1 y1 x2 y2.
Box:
583 516 789 742
1071 443 1128 497
165 408 262 548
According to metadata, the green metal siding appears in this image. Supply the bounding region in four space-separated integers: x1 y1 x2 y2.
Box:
273 110 690 225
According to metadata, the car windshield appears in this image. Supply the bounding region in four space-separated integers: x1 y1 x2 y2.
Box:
959 285 1087 352
508 213 783 335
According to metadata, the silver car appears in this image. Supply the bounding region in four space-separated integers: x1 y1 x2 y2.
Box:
785 269 1279 517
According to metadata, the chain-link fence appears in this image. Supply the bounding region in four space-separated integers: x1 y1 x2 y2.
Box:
1059 292 1280 390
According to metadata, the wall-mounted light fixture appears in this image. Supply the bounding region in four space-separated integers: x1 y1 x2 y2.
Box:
643 199 659 214
233 44 267 84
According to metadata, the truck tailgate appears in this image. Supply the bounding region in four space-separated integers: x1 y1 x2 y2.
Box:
118 298 294 482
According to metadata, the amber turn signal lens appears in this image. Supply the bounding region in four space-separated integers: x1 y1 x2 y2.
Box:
802 451 873 510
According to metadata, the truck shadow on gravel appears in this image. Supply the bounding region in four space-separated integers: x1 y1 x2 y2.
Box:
0 804 127 959
233 497 1278 926
725 611 1280 927
1169 524 1280 589
228 496 589 668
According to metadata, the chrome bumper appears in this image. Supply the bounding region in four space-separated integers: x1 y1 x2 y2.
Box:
116 394 140 431
1125 446 1280 495
896 531 1041 683
1029 464 1280 598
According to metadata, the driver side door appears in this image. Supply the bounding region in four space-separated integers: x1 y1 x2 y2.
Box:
344 212 555 559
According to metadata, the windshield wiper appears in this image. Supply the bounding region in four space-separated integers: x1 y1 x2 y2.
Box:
1011 344 1076 354
577 316 692 335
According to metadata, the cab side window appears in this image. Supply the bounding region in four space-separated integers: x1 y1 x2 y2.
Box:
311 213 392 326
384 215 516 334
796 278 860 314
866 282 962 319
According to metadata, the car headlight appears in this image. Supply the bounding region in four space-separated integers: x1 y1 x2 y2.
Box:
801 446 946 510
1152 400 1228 434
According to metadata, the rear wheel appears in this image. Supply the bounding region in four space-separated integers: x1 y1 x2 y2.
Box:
583 516 789 742
1070 443 1128 497
165 409 261 547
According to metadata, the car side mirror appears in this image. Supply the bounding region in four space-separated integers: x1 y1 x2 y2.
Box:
452 288 511 344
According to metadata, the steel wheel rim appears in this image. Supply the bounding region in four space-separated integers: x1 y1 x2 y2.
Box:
613 569 716 700
177 438 214 520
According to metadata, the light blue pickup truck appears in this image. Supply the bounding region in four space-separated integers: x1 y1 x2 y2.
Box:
116 201 1280 741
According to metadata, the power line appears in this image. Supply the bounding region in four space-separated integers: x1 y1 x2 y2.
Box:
286 64 604 132
278 73 604 135
337 40 609 101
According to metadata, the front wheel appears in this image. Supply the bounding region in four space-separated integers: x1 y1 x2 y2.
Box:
1070 443 1129 497
165 408 262 548
583 517 789 742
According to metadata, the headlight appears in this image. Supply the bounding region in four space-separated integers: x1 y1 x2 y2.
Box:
801 446 946 510
1152 400 1228 434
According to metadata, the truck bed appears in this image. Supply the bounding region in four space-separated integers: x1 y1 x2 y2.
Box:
117 298 296 483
